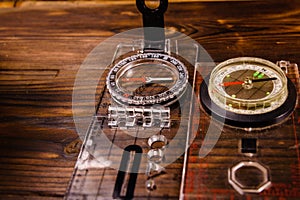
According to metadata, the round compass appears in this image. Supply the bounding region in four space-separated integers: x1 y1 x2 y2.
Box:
200 57 297 128
107 52 189 106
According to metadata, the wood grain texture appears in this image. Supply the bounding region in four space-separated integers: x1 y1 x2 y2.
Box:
0 0 299 199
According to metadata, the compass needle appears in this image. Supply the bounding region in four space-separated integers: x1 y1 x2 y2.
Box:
221 77 278 87
252 77 277 83
122 77 147 83
145 77 174 83
220 81 244 87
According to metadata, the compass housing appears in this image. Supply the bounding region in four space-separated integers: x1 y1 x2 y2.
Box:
106 51 189 106
200 57 297 129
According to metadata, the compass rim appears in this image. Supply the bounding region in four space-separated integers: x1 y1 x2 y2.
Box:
200 77 297 129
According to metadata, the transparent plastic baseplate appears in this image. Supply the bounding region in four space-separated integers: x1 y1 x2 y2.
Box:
180 60 300 199
65 39 202 199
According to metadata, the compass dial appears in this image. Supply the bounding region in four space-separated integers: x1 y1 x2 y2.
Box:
107 52 189 106
209 57 288 115
200 57 297 128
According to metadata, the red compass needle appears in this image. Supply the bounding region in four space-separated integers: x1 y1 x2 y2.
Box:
121 77 147 83
220 81 244 87
220 77 277 87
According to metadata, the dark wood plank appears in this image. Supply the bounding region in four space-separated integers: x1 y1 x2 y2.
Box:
0 0 299 199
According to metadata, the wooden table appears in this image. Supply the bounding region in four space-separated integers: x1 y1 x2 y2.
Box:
0 0 299 199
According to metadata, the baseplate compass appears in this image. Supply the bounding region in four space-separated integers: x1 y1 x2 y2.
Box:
65 0 207 199
181 59 300 199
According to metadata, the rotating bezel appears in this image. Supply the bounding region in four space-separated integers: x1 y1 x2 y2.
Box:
106 52 189 106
